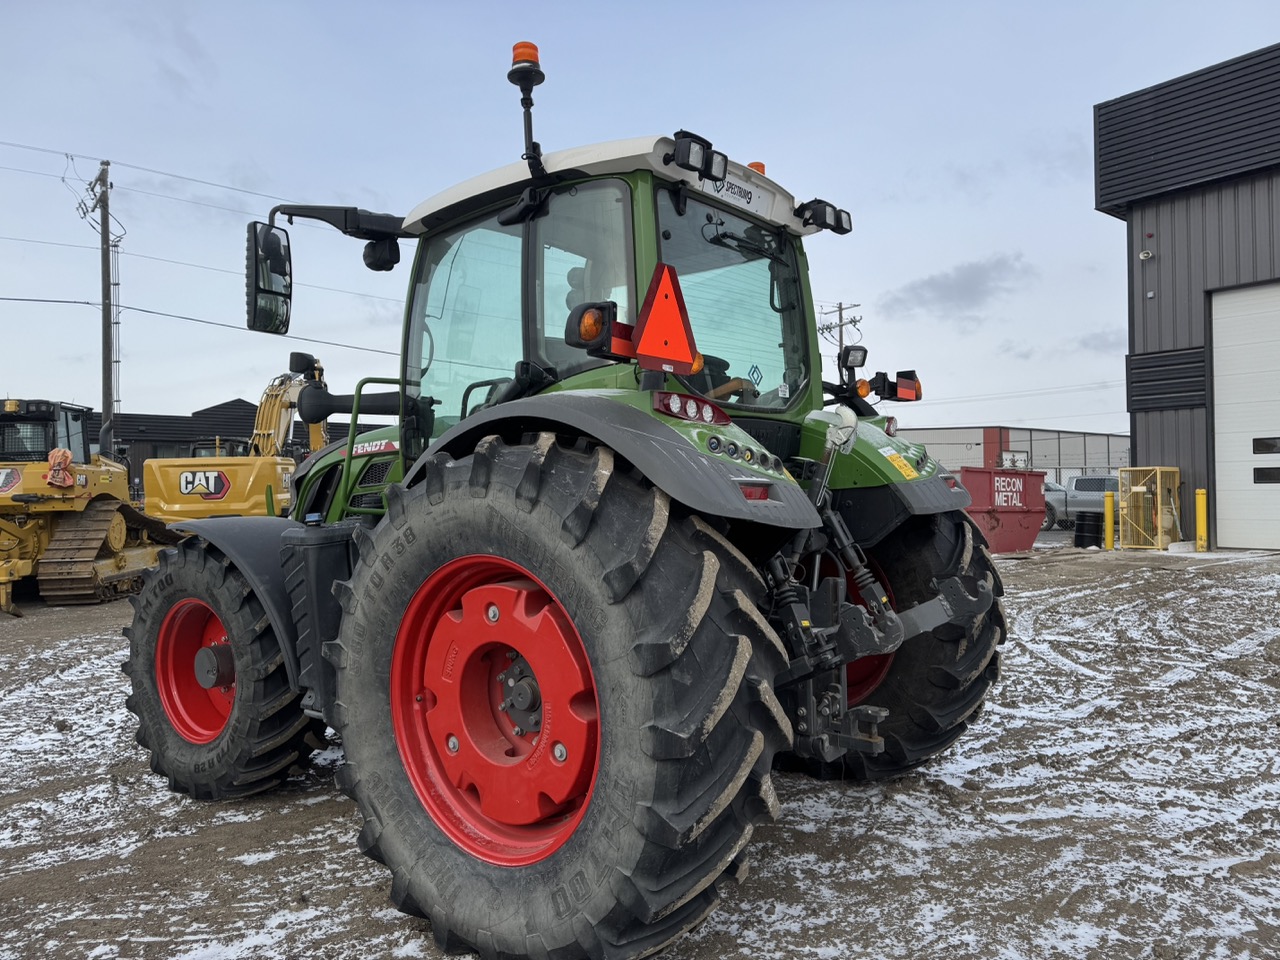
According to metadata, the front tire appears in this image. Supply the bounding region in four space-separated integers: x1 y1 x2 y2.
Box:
1041 503 1057 531
330 434 790 959
123 538 317 800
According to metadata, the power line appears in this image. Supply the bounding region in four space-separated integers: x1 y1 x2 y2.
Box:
0 235 404 303
119 305 399 357
0 296 98 307
0 296 398 358
910 378 1126 405
0 138 293 203
0 163 65 181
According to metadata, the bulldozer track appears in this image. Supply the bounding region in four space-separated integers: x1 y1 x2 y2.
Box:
37 499 182 605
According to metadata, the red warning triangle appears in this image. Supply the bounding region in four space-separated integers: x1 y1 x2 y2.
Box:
633 263 699 375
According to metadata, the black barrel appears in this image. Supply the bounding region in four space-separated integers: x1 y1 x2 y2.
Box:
1074 511 1104 548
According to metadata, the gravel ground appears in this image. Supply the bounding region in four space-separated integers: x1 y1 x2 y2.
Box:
1 544 1278 960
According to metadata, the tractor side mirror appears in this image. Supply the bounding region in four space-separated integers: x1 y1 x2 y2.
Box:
246 222 293 335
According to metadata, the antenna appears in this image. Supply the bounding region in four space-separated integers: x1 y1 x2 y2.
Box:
508 42 546 178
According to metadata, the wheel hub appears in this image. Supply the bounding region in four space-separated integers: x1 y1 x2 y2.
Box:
498 654 542 735
193 643 236 690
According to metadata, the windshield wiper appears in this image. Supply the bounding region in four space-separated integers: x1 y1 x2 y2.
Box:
706 228 787 264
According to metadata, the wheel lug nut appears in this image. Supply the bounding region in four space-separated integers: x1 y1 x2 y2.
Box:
497 672 506 683
446 735 459 753
498 702 508 712
486 604 500 623
512 726 524 737
553 742 567 763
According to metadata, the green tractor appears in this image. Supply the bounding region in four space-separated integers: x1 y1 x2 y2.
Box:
124 43 1004 960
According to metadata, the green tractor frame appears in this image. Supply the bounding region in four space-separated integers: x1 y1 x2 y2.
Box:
123 43 1005 960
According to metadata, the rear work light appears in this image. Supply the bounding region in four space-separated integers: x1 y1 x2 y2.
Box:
653 392 731 426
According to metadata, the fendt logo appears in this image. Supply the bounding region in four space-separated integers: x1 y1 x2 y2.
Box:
178 470 231 501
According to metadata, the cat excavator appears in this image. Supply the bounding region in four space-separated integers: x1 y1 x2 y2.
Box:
141 353 330 522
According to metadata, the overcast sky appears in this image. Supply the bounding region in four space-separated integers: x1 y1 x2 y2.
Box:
4 1 1279 438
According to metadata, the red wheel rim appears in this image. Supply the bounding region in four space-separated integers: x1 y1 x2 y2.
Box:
391 555 600 866
155 599 234 744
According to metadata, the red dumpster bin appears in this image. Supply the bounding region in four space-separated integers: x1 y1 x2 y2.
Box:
959 467 1046 554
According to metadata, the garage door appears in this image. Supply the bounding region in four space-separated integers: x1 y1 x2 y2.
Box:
1212 284 1280 549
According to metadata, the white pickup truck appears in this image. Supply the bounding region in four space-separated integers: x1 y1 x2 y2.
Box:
1043 475 1119 530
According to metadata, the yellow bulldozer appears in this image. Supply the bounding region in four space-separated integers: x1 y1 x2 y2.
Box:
1 398 179 616
141 352 330 522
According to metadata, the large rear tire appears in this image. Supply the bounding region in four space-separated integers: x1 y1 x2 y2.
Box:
123 538 317 800
329 434 790 959
798 510 1004 781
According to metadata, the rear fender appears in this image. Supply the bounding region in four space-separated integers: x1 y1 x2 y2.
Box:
171 517 303 689
407 392 821 530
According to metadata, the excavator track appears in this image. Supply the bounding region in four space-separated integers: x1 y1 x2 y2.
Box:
37 498 182 605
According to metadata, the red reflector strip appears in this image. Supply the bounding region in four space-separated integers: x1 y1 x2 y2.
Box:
739 483 771 501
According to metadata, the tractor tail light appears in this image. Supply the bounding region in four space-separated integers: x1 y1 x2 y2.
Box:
739 483 772 501
883 416 898 437
653 392 731 426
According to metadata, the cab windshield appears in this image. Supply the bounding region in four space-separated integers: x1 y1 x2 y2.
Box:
657 189 809 410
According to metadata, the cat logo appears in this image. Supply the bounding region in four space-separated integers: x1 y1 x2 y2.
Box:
178 470 231 501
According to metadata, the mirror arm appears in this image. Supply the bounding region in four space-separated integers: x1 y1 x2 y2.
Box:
267 204 411 241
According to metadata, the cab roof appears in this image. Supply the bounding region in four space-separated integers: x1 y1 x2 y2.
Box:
403 135 818 237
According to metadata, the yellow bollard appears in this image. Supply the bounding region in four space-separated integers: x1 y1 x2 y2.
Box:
1196 488 1208 552
1104 490 1115 550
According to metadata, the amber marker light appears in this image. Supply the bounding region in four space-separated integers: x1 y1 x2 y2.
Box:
856 379 871 398
579 307 605 343
748 162 766 175
691 352 705 374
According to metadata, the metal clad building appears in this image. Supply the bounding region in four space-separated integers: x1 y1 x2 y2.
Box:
1096 43 1280 548
899 426 1128 480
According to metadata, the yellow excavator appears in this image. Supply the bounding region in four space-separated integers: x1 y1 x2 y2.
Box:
141 353 329 522
1 399 179 615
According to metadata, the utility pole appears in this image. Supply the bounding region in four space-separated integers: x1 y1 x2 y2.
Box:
816 302 863 355
91 160 113 454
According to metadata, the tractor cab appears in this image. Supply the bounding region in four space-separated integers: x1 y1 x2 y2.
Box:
248 129 853 469
0 400 91 464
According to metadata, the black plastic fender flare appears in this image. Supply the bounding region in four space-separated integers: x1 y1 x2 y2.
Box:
170 516 305 689
410 393 822 530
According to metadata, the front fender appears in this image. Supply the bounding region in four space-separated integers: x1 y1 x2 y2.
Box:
171 516 303 687
409 392 821 530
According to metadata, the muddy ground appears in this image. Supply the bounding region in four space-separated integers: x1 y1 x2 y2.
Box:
1 545 1278 960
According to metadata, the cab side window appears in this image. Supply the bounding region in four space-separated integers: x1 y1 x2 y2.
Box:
410 215 523 435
